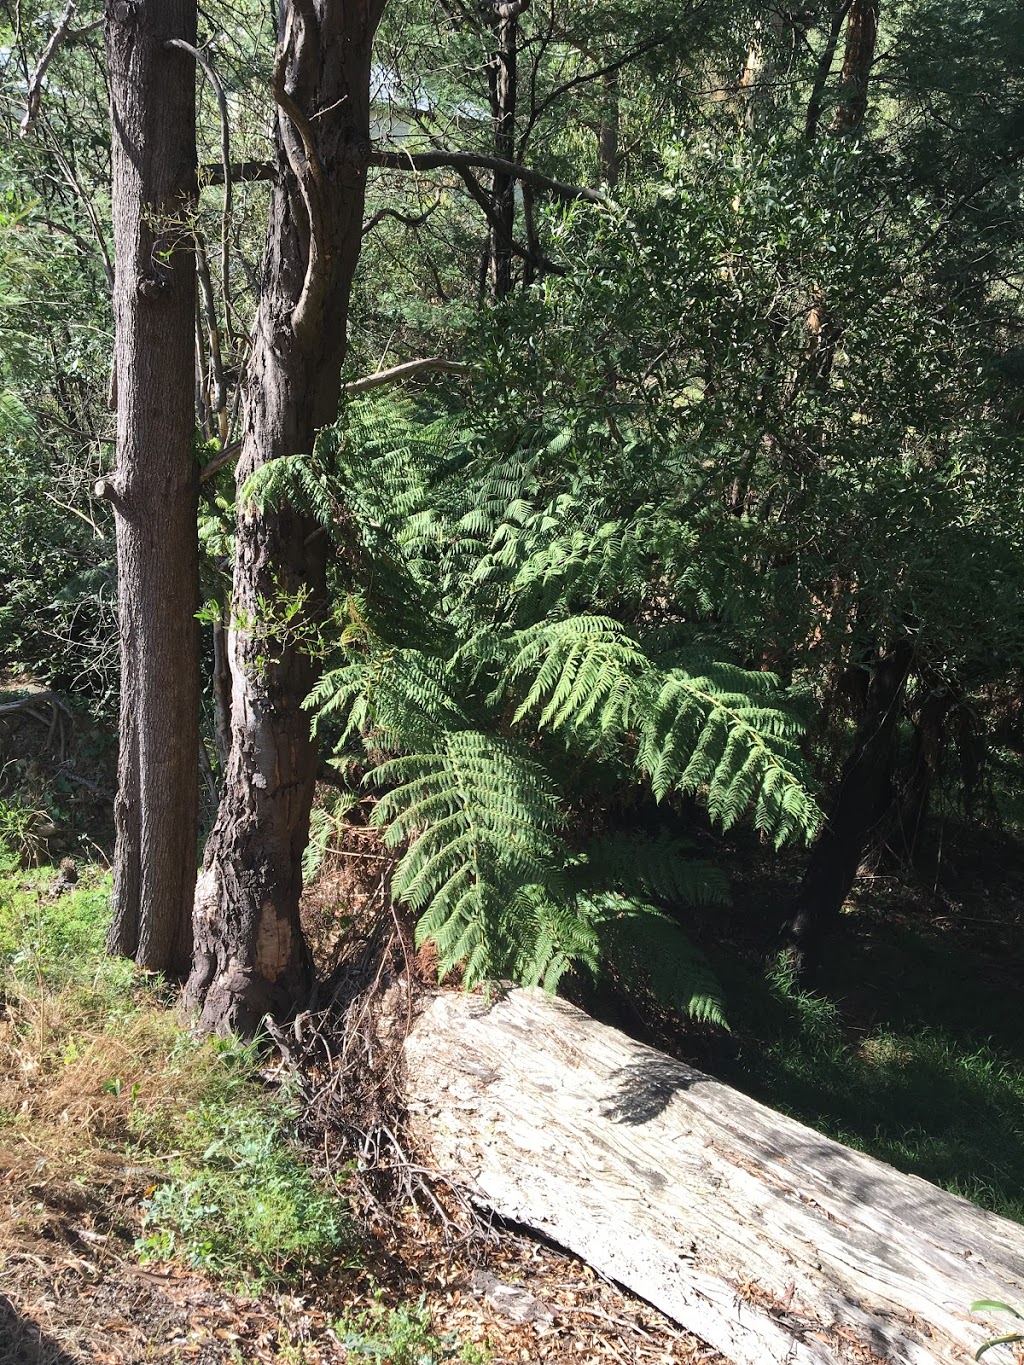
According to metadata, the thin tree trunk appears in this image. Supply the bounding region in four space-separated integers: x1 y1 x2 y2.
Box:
185 0 384 1035
804 0 853 142
104 0 199 977
597 69 620 187
833 0 879 134
782 639 914 974
486 1 528 300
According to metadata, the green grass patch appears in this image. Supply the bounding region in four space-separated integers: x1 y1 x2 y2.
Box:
0 853 353 1292
722 953 1024 1223
335 1290 491 1364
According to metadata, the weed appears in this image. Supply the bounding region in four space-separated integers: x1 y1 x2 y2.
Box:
0 795 51 867
137 1089 351 1288
335 1291 490 1364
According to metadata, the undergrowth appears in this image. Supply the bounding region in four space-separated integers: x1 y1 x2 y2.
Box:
335 1290 490 1364
723 951 1024 1223
0 855 350 1291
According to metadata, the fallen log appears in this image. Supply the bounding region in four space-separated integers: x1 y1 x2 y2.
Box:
404 989 1024 1365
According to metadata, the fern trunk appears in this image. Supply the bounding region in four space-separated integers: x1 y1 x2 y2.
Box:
184 0 384 1034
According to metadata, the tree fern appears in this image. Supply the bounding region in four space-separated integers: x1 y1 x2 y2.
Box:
592 894 730 1029
370 731 565 984
303 394 824 1024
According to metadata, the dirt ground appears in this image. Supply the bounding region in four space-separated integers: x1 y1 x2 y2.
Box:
1 1163 721 1365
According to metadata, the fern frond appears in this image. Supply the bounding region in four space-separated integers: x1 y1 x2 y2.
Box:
637 669 822 845
590 893 730 1028
504 615 648 736
573 832 730 907
368 731 565 985
240 452 336 530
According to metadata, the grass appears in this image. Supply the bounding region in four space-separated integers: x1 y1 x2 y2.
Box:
335 1291 491 1364
0 851 351 1292
717 902 1024 1223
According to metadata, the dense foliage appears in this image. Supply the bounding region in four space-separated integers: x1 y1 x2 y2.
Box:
3 0 1024 1017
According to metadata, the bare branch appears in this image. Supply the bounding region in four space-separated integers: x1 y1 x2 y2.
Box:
166 38 234 336
198 440 243 485
20 0 77 137
369 149 613 208
342 357 473 393
363 193 443 237
200 159 277 186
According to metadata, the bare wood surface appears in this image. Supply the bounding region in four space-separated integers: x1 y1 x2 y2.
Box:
404 989 1024 1365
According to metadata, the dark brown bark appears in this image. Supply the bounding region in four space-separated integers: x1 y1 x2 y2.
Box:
104 0 199 977
782 639 914 973
833 0 879 134
803 0 853 142
486 1 529 300
185 0 384 1035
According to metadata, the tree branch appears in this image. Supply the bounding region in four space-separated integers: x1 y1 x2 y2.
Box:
369 149 613 207
271 0 329 349
362 193 443 236
342 356 473 393
20 0 77 137
166 38 234 337
518 37 667 159
200 159 277 186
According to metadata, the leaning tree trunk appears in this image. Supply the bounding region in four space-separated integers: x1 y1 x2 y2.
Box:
783 638 914 974
833 0 879 134
103 0 199 977
185 0 385 1035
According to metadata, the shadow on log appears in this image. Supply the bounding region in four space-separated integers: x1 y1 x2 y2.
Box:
404 989 1024 1365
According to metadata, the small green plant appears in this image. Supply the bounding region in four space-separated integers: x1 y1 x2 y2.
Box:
971 1300 1024 1360
335 1291 489 1364
137 1089 350 1289
0 794 51 867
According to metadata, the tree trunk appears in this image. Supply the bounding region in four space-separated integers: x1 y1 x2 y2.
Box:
486 1 528 300
184 0 384 1035
834 0 879 134
597 69 620 187
406 989 1024 1365
104 0 199 977
783 639 914 973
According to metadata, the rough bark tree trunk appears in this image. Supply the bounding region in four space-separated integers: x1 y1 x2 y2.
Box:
485 1 528 300
406 989 1024 1365
104 0 199 977
834 0 879 134
184 0 384 1035
782 639 914 973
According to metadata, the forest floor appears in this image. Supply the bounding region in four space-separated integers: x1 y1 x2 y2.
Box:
0 860 720 1365
3 693 1023 1364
